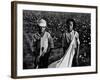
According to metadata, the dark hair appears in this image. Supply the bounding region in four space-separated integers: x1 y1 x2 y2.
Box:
66 18 76 29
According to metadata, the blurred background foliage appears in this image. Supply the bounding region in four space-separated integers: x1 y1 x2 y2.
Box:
23 10 91 69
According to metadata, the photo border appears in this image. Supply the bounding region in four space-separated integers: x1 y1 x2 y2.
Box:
11 1 98 78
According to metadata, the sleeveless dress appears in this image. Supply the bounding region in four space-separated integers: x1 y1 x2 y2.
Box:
48 31 77 68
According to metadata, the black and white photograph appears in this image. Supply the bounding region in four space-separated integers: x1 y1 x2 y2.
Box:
23 10 91 69
11 1 97 78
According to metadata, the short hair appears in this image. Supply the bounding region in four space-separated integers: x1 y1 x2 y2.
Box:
66 18 76 27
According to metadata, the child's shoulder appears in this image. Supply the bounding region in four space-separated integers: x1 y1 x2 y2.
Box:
74 31 79 38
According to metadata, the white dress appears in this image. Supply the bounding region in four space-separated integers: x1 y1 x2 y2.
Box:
48 31 78 68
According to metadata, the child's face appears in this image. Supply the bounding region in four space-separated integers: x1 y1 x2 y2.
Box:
41 26 46 32
68 21 73 32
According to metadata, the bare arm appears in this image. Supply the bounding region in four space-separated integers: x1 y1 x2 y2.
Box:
76 33 80 65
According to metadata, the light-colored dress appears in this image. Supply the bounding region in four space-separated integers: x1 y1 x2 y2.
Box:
48 30 80 68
